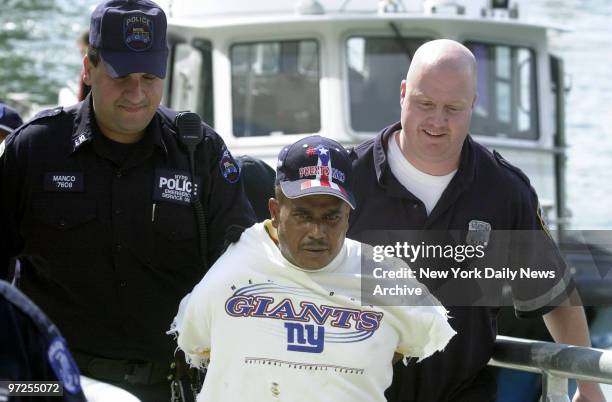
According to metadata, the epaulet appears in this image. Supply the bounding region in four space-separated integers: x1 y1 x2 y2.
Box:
32 106 63 120
493 149 531 187
6 107 64 144
348 145 358 161
157 105 178 133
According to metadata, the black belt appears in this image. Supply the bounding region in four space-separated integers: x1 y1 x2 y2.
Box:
73 352 171 385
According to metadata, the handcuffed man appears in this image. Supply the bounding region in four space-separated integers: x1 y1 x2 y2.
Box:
170 135 456 401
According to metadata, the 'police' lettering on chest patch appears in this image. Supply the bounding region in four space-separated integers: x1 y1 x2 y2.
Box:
44 172 84 192
153 169 200 206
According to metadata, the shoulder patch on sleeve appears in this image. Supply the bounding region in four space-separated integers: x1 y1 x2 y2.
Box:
219 146 240 184
47 336 82 394
493 149 531 186
536 202 553 237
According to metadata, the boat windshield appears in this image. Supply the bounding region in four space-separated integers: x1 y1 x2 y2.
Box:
466 42 539 140
346 37 539 141
231 39 320 137
346 36 429 132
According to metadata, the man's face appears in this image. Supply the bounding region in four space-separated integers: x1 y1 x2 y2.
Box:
399 64 476 173
84 57 163 143
269 194 350 270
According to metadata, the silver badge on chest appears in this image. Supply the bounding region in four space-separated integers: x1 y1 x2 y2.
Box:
466 220 491 247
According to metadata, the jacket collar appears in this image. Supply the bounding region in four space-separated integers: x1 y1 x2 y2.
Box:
371 121 476 204
70 94 168 157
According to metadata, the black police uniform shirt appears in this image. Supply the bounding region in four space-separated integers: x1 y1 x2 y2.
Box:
1 280 86 402
0 96 256 364
348 122 574 402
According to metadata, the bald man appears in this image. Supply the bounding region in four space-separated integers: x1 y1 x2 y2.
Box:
348 40 604 402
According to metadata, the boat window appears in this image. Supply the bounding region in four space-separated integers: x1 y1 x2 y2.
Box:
231 40 320 137
193 39 214 127
466 42 539 140
169 40 214 127
346 36 430 132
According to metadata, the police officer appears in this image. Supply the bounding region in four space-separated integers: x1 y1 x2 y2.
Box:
0 0 256 400
348 39 604 402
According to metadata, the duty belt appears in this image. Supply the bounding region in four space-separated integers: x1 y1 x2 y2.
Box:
73 352 171 385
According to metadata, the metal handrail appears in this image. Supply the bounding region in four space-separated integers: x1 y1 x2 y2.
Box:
491 336 612 383
489 336 612 401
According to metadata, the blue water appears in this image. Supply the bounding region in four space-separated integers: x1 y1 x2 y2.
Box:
1 0 611 229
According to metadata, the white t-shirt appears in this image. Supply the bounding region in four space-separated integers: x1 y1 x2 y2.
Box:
387 134 456 215
171 222 455 402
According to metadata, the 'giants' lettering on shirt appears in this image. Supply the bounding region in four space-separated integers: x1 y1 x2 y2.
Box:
225 295 383 332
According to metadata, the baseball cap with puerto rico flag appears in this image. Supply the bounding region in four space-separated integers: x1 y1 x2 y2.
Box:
275 135 356 209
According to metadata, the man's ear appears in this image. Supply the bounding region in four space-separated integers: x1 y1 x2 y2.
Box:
400 79 407 107
269 197 280 228
83 55 92 85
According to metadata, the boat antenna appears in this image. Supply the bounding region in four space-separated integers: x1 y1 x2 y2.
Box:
388 21 412 62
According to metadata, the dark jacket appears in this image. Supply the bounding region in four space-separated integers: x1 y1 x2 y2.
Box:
0 97 256 363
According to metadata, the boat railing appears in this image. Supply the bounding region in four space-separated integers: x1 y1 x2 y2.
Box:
490 335 612 402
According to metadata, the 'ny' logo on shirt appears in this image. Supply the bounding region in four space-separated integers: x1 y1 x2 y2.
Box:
284 323 324 353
